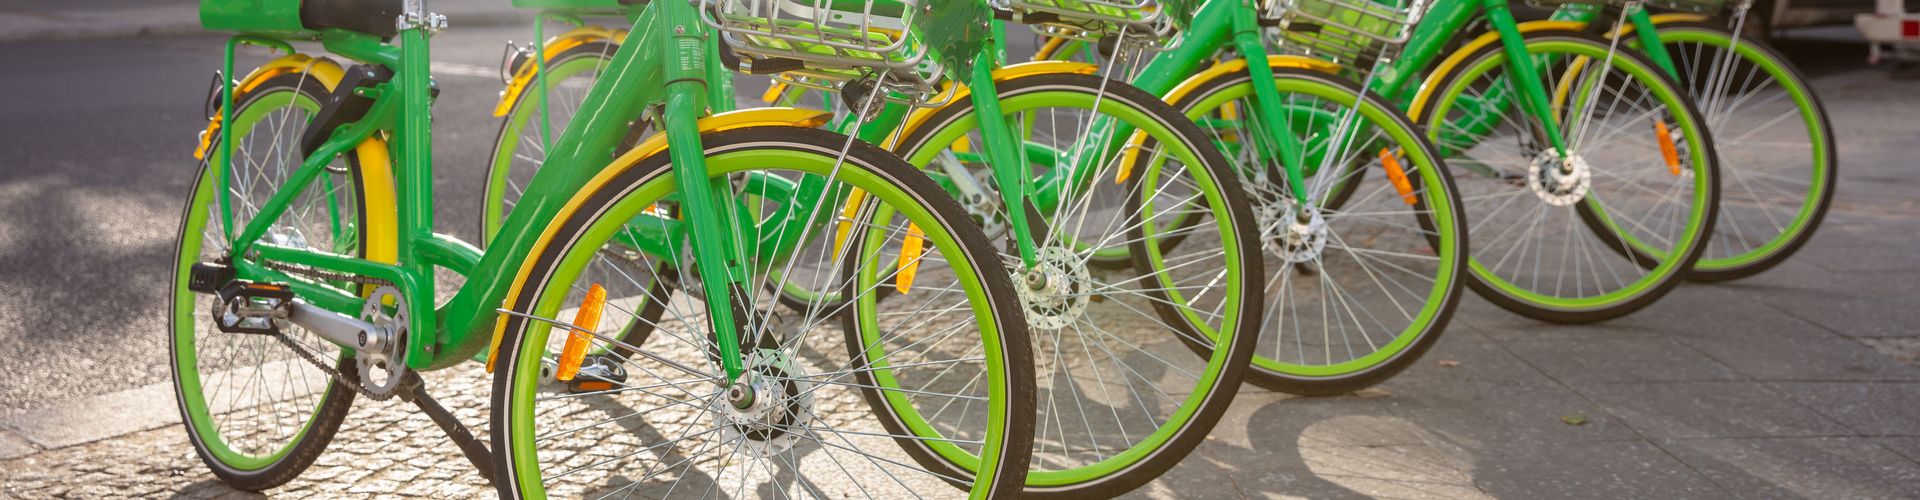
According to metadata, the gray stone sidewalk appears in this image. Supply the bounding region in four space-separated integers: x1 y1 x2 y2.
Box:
0 0 531 42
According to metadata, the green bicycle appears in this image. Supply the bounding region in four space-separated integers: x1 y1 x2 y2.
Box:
488 0 1267 495
1033 0 1474 395
176 0 1037 497
1537 1 1835 281
1233 0 1724 323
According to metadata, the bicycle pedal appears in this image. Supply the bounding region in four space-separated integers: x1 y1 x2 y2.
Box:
212 280 294 335
187 261 235 294
567 355 629 394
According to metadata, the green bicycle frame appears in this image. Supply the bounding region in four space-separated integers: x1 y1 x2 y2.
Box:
1115 0 1617 181
215 0 758 380
1549 3 1685 79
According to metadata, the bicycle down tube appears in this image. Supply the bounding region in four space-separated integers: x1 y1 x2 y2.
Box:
213 0 760 379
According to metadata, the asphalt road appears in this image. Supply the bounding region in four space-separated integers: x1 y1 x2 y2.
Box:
0 24 583 412
0 27 1900 413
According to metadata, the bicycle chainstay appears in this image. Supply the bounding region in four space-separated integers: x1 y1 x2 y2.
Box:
257 259 411 402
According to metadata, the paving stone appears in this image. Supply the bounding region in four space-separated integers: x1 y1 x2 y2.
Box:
1876 437 1920 465
1208 389 1426 450
1471 440 1726 498
0 381 182 450
1772 382 1920 436
1500 336 1742 383
1768 295 1920 338
1375 379 1640 445
0 430 34 460
1860 338 1920 367
1574 381 1852 439
1659 437 1920 499
1664 310 1920 381
1457 311 1667 342
1198 440 1490 499
1791 221 1920 273
1117 441 1249 499
1382 338 1553 387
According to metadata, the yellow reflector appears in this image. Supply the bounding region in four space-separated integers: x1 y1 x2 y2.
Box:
1115 130 1150 184
1653 120 1681 175
761 81 789 104
896 224 926 294
555 283 607 382
833 189 869 260
1379 149 1418 205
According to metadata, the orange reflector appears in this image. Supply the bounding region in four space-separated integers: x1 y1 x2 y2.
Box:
554 283 607 382
896 224 926 294
1379 149 1418 205
192 115 223 160
575 381 613 392
1653 120 1681 175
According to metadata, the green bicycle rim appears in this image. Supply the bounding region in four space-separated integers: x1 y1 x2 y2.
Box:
897 88 1243 487
1436 38 1711 312
174 89 337 470
506 145 1016 496
484 54 610 241
1653 27 1830 272
1184 75 1460 377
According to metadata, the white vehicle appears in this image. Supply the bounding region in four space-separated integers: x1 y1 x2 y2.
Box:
1856 0 1920 62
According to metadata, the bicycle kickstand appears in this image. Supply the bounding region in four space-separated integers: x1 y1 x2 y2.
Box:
400 373 496 484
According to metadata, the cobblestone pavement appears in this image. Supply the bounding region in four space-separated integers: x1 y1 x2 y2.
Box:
1 365 497 499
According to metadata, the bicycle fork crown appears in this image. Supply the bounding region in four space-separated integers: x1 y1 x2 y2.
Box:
1527 149 1592 207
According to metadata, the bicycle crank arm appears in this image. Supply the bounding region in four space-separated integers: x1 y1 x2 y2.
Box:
287 301 393 353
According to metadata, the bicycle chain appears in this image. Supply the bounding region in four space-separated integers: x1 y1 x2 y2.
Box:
258 259 409 402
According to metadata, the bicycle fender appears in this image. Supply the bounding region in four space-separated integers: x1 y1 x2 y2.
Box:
888 61 1100 148
194 54 347 160
493 25 628 118
486 107 831 372
1405 14 1704 122
1157 55 1343 108
1407 20 1587 121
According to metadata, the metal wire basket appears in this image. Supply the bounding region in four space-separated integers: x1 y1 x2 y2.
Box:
1263 0 1428 72
997 0 1184 48
1521 0 1727 13
704 0 991 106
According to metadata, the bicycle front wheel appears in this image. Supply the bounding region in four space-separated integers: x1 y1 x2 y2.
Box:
1651 22 1835 281
1170 65 1469 395
886 72 1261 497
1419 32 1720 323
491 126 1034 498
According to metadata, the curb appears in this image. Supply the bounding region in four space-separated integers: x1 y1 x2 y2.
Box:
0 10 533 44
0 359 319 461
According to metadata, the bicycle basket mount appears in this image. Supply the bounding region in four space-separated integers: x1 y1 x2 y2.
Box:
996 0 1195 49
1263 0 1429 72
1521 0 1727 13
704 0 993 106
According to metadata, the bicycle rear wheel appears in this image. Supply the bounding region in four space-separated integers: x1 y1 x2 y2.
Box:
170 71 376 490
